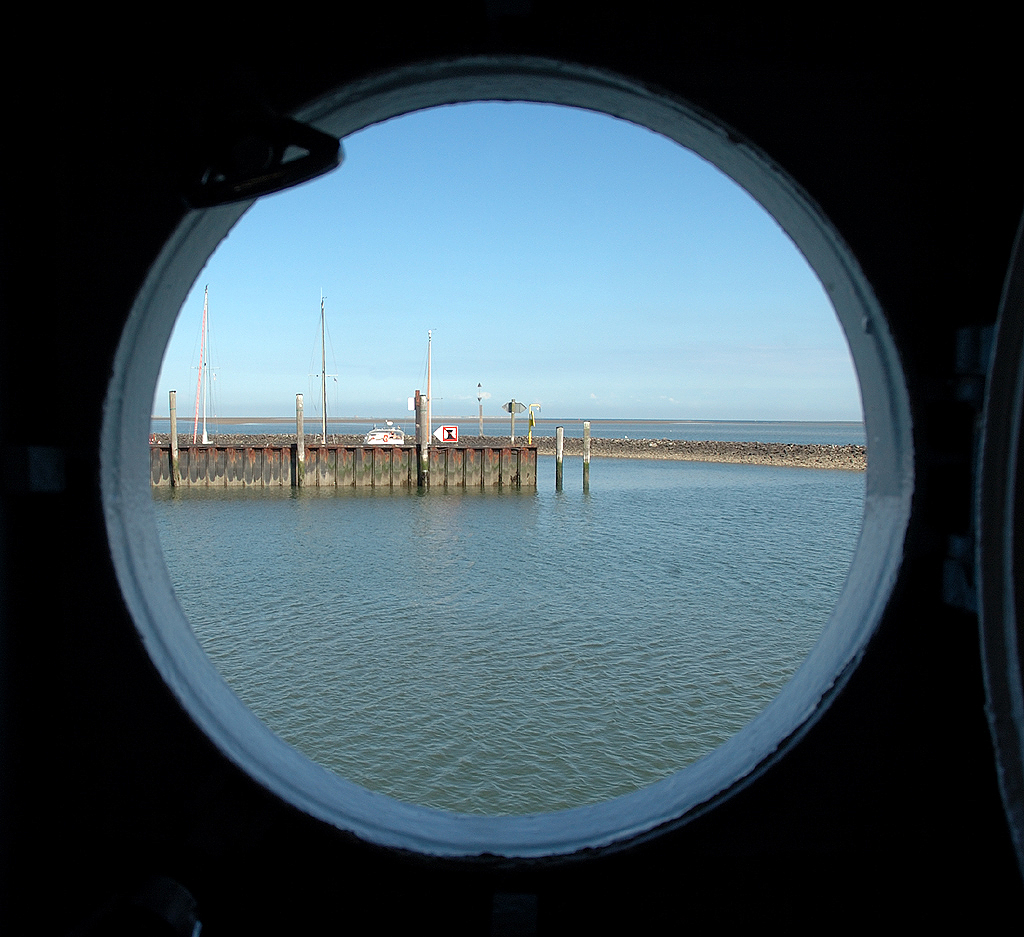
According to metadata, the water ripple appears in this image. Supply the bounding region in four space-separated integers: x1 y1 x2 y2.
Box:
154 456 863 814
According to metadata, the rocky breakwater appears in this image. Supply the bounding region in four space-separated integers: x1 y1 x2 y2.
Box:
151 433 378 449
150 434 865 471
529 435 866 471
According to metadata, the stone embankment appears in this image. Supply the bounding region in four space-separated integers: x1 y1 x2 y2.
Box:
152 434 865 471
533 436 865 470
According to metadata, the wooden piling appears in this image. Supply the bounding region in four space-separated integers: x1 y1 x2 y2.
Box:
583 421 591 491
416 389 429 487
555 425 564 491
168 390 180 487
296 394 305 487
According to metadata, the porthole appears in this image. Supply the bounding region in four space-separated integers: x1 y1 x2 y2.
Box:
102 57 912 857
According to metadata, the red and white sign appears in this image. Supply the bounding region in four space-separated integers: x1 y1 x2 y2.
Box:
433 425 458 443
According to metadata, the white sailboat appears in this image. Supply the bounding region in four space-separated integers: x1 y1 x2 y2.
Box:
364 421 406 445
365 329 429 446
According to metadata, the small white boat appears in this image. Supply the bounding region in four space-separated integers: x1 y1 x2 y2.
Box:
364 422 406 446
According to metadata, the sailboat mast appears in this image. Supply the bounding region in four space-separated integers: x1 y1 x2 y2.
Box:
201 288 210 444
321 295 327 443
192 286 208 444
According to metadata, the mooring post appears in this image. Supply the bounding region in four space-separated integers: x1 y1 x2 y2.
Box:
168 390 180 486
416 389 429 487
555 425 564 491
296 393 305 488
583 421 591 491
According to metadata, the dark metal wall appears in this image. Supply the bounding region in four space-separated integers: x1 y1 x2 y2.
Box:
1 10 1021 933
148 445 535 488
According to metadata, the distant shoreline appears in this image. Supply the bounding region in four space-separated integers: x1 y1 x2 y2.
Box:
151 416 865 427
150 433 866 472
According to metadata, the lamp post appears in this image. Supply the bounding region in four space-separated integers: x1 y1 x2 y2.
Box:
477 383 483 437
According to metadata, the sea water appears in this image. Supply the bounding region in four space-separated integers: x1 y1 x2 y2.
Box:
152 454 864 815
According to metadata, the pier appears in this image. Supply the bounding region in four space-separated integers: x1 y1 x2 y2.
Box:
150 443 538 489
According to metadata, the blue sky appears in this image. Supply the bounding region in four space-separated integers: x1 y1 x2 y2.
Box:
153 102 862 423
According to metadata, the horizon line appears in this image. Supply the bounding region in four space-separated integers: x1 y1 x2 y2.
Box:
150 415 865 425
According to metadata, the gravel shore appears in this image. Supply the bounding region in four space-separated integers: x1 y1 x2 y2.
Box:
151 434 865 471
531 435 865 471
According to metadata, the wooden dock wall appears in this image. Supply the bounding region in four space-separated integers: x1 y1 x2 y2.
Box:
150 445 537 489
428 444 536 488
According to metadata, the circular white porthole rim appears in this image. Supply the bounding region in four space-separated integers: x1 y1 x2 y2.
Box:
102 56 913 859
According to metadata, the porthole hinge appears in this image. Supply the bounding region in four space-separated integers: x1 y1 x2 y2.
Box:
942 324 995 612
953 324 995 407
944 533 977 613
184 116 342 209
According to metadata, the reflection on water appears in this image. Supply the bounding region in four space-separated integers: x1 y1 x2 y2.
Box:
153 455 863 814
